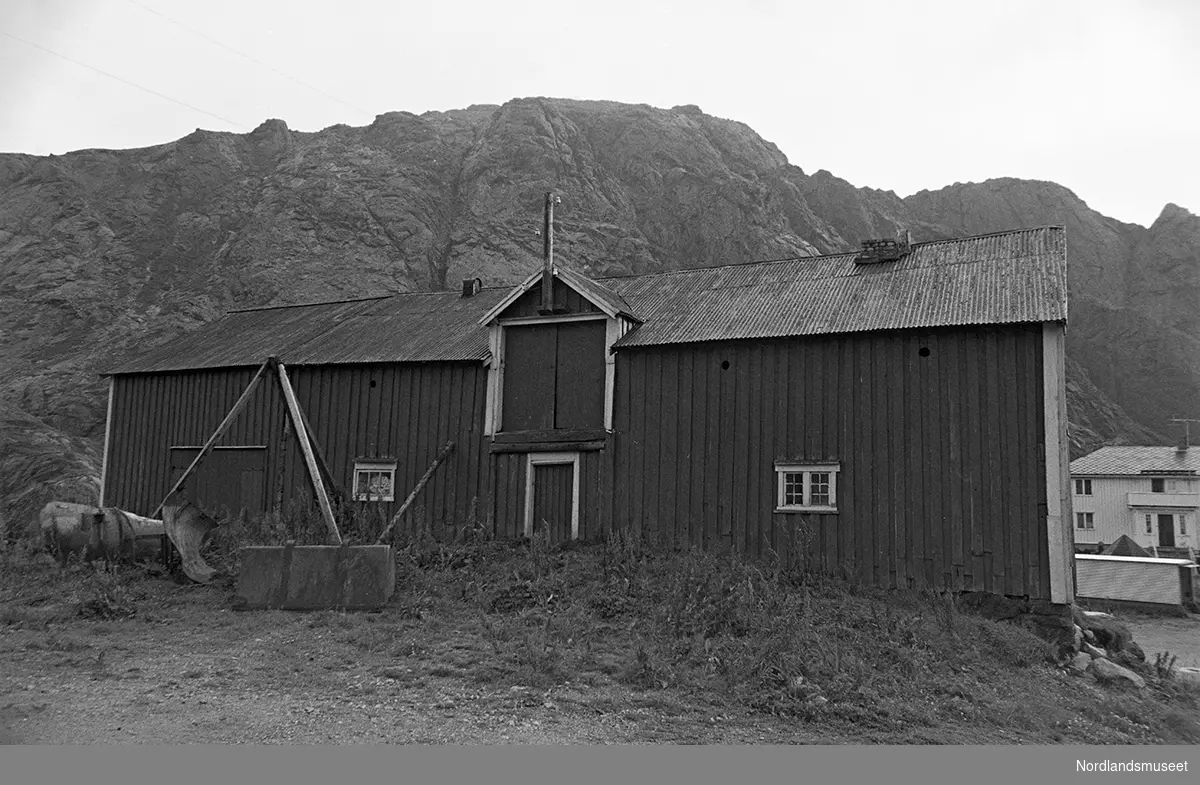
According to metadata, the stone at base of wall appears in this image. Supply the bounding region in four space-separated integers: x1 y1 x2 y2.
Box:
957 591 1076 654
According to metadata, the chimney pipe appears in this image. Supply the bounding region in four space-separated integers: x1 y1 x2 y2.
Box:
1171 418 1196 452
540 192 557 313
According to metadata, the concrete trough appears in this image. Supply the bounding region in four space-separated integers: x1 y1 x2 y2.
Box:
235 545 396 611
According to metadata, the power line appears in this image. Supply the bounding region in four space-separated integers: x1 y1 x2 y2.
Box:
2 29 249 130
126 0 374 119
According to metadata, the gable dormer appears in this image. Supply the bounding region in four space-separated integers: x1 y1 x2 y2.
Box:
480 266 639 438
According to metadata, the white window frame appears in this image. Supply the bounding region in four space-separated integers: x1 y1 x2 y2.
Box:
353 460 397 502
483 306 634 436
523 451 581 539
1074 478 1092 495
1075 511 1094 530
775 462 840 513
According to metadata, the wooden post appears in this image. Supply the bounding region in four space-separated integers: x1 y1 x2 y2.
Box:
296 397 342 504
273 410 290 520
376 441 456 544
540 192 557 313
276 361 341 545
151 359 271 518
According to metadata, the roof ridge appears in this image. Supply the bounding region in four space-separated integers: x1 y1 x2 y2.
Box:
598 226 1064 284
224 286 514 315
915 225 1064 246
227 295 393 313
1084 445 1191 451
602 250 1056 287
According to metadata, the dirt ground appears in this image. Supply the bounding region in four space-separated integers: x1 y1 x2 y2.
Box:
0 588 831 745
3 548 1199 746
1121 614 1200 669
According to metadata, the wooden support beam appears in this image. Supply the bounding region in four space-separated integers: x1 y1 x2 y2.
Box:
294 391 342 504
151 359 271 518
493 428 608 444
276 361 341 545
491 440 605 454
376 441 456 544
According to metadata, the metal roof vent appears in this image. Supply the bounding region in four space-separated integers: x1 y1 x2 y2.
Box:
461 277 482 298
856 229 913 264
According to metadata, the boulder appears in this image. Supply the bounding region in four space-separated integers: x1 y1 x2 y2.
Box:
1113 641 1146 667
1067 652 1092 674
1074 611 1134 653
1082 642 1107 660
1088 658 1145 688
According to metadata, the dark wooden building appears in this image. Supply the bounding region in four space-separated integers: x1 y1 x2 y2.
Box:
101 226 1075 603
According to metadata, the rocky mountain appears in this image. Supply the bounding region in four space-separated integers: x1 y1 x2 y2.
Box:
1 97 1194 534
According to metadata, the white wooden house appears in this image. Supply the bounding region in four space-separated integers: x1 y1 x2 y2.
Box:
1070 444 1199 557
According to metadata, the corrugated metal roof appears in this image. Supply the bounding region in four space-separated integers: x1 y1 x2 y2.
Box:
556 267 639 321
106 290 507 374
604 226 1067 348
1070 446 1200 476
108 226 1068 375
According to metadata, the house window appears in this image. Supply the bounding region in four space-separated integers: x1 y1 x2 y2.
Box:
1181 516 1189 536
1074 478 1092 495
775 463 839 512
1151 478 1165 492
353 460 396 502
1145 514 1153 534
1075 512 1094 530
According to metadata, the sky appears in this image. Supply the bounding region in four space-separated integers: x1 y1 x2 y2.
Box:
1 0 1197 228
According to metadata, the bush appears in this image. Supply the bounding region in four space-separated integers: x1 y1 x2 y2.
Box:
75 566 139 620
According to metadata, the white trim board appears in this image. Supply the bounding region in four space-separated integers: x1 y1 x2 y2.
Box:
499 313 607 326
484 316 624 436
1042 321 1075 603
523 451 581 540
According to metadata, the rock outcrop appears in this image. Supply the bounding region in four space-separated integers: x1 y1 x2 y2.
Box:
1 97 1197 531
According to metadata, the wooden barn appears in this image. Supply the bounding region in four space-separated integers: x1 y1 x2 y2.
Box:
100 224 1075 603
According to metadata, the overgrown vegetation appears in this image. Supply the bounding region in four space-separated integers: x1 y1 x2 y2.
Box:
3 520 1199 744
338 527 1198 742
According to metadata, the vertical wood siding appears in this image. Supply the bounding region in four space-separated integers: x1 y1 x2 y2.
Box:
490 450 604 541
104 362 490 538
612 323 1054 599
503 279 603 318
104 320 1059 600
532 463 574 540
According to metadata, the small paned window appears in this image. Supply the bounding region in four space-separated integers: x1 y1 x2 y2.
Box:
1151 478 1165 492
1074 479 1092 495
1145 514 1153 534
353 461 396 502
1181 516 1188 536
776 464 840 512
1075 512 1094 530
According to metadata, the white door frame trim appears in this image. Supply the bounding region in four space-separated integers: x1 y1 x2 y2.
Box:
524 451 581 540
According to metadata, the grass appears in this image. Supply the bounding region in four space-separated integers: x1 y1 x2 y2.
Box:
2 522 1199 744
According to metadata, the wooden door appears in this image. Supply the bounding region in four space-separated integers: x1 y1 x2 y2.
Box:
169 447 267 520
1158 514 1176 547
501 320 606 433
525 454 578 542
